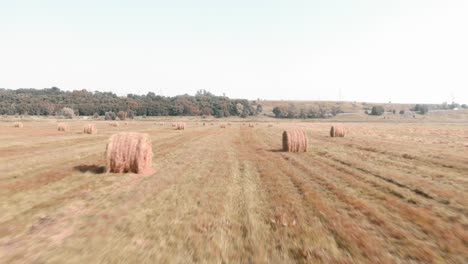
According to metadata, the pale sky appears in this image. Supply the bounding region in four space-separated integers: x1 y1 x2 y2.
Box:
0 0 467 103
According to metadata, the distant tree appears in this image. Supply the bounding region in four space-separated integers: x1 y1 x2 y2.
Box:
60 107 75 119
127 110 135 119
117 111 127 120
370 106 385 116
449 102 460 109
235 103 244 116
392 109 396 114
461 104 467 109
105 111 117 120
93 112 99 119
413 104 429 115
399 110 405 115
256 104 263 114
272 106 288 118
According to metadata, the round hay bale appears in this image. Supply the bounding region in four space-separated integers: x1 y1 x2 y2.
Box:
176 122 185 130
14 122 23 128
83 124 97 134
109 122 119 127
282 130 308 152
330 125 346 137
249 123 255 128
57 123 69 132
106 132 153 174
203 122 206 126
220 123 227 128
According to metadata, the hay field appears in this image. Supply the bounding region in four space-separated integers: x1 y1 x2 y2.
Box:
0 120 467 263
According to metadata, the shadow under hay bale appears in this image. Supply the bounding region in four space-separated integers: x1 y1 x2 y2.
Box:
283 130 308 152
330 125 346 137
106 132 153 174
74 165 106 174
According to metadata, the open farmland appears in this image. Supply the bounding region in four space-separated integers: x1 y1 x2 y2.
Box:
0 120 467 263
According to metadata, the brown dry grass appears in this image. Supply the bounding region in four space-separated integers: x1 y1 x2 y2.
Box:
0 120 466 263
106 132 153 174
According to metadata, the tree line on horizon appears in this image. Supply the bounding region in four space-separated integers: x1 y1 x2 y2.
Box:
0 87 262 118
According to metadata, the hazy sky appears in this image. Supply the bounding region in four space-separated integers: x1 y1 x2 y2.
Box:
1 0 467 103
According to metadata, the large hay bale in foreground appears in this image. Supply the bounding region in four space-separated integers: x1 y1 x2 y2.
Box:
57 123 69 132
83 124 97 134
282 130 308 152
330 125 346 137
176 122 185 130
14 122 23 128
106 132 153 174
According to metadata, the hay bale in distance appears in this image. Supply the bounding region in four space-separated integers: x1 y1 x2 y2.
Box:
106 132 153 174
249 123 255 128
220 123 227 128
83 124 97 134
109 122 119 127
176 122 185 130
330 125 346 137
57 123 69 132
282 130 308 152
14 122 23 128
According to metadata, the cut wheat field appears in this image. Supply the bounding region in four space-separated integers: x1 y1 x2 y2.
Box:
0 120 467 263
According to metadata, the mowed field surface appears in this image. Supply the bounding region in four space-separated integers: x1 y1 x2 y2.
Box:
0 120 467 263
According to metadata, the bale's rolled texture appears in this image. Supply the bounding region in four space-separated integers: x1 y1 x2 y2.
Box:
109 122 119 127
282 130 308 152
106 132 153 174
57 123 69 132
176 122 185 130
14 122 23 128
330 125 346 137
83 124 97 134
